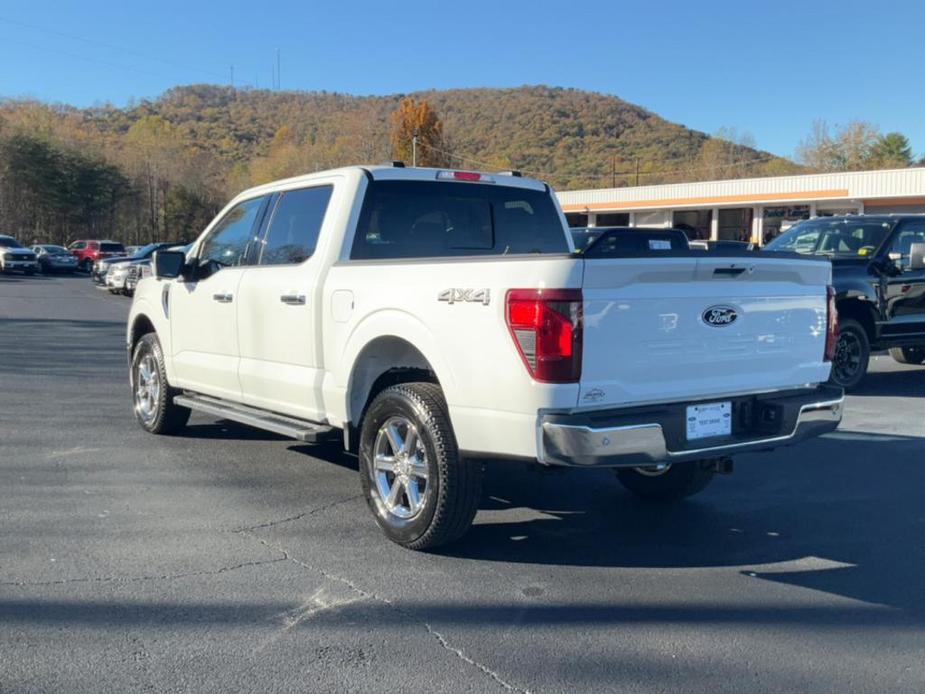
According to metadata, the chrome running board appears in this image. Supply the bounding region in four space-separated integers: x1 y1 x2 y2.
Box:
174 393 337 443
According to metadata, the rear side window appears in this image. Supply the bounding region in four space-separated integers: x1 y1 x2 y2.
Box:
260 186 333 265
350 180 568 260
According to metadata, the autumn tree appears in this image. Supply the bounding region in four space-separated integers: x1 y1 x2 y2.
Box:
797 120 882 172
390 97 448 167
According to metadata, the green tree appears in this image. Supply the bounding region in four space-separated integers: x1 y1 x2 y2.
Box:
870 132 913 168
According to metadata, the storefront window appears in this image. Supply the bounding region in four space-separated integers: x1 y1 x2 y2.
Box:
595 212 630 227
763 205 810 245
565 213 588 228
672 209 711 240
718 208 753 242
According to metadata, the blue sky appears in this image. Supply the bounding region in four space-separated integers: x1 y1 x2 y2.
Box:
1 0 922 159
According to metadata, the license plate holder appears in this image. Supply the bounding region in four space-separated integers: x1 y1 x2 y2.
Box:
686 401 732 440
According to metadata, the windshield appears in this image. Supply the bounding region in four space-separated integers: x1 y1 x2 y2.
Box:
570 229 602 251
131 243 162 259
0 237 23 248
764 218 893 257
41 245 68 254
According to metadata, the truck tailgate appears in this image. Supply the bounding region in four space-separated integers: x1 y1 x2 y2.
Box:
579 254 832 408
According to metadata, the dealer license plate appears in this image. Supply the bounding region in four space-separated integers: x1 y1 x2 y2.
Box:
686 402 732 440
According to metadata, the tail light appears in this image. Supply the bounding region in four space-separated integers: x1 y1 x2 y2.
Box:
824 285 838 362
506 289 582 383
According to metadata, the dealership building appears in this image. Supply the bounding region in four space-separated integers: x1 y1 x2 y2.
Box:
556 167 925 245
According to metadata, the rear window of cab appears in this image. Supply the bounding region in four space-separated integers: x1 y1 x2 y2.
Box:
350 180 569 260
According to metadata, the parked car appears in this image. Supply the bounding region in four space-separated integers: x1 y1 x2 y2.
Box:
124 245 143 257
97 242 181 287
32 244 78 273
68 240 125 274
0 235 39 274
128 165 842 550
571 226 689 253
764 214 925 389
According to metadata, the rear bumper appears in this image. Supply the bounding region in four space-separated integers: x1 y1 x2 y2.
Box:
539 384 844 467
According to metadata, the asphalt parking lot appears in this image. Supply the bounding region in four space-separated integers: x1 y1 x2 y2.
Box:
1 273 924 693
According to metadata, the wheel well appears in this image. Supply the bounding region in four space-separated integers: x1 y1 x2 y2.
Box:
129 315 156 352
836 298 876 341
347 336 439 431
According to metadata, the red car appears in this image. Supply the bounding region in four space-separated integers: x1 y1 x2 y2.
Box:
67 240 126 274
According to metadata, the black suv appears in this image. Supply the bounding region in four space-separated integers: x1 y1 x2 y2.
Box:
764 215 925 389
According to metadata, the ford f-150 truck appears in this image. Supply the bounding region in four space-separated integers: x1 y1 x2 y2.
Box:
127 165 843 550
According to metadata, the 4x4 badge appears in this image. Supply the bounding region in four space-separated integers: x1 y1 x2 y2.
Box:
438 288 491 306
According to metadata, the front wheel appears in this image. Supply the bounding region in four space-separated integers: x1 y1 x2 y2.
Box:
828 318 870 390
890 346 925 365
359 382 482 551
131 333 190 434
615 461 715 502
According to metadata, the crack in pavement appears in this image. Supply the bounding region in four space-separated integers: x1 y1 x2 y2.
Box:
230 494 362 533
0 553 288 588
245 534 530 694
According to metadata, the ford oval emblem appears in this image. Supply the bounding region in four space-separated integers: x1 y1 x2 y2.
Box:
702 305 738 327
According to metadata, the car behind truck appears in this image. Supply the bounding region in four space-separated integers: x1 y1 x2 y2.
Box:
127 165 843 550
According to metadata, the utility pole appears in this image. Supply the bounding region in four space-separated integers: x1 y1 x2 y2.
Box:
412 129 418 167
634 158 640 187
230 65 234 87
611 154 616 188
276 48 281 90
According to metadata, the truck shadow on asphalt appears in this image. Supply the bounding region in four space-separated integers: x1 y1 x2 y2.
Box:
849 365 925 397
429 430 925 618
275 426 925 619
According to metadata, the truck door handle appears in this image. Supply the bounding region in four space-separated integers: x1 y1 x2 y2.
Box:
212 292 233 303
280 293 306 305
713 267 747 277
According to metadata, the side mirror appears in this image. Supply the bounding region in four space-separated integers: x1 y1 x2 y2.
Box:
868 256 900 278
910 243 925 271
153 250 186 279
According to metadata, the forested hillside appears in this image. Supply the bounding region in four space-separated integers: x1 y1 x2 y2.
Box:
0 85 797 245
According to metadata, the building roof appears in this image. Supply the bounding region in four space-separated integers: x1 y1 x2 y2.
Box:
557 167 925 212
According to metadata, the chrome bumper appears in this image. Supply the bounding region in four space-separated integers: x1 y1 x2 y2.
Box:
539 385 844 467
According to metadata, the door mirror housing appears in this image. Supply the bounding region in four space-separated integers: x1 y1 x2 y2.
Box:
153 250 187 279
910 242 925 271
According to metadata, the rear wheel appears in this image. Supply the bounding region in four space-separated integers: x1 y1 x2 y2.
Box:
829 318 870 390
615 461 715 501
890 346 925 365
359 382 482 550
131 333 190 434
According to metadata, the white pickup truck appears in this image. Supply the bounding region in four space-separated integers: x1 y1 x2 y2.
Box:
127 165 843 550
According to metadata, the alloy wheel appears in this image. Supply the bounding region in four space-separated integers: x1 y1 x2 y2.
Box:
372 416 429 520
833 331 862 384
134 352 161 425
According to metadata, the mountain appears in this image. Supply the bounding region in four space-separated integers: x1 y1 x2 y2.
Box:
0 85 798 244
